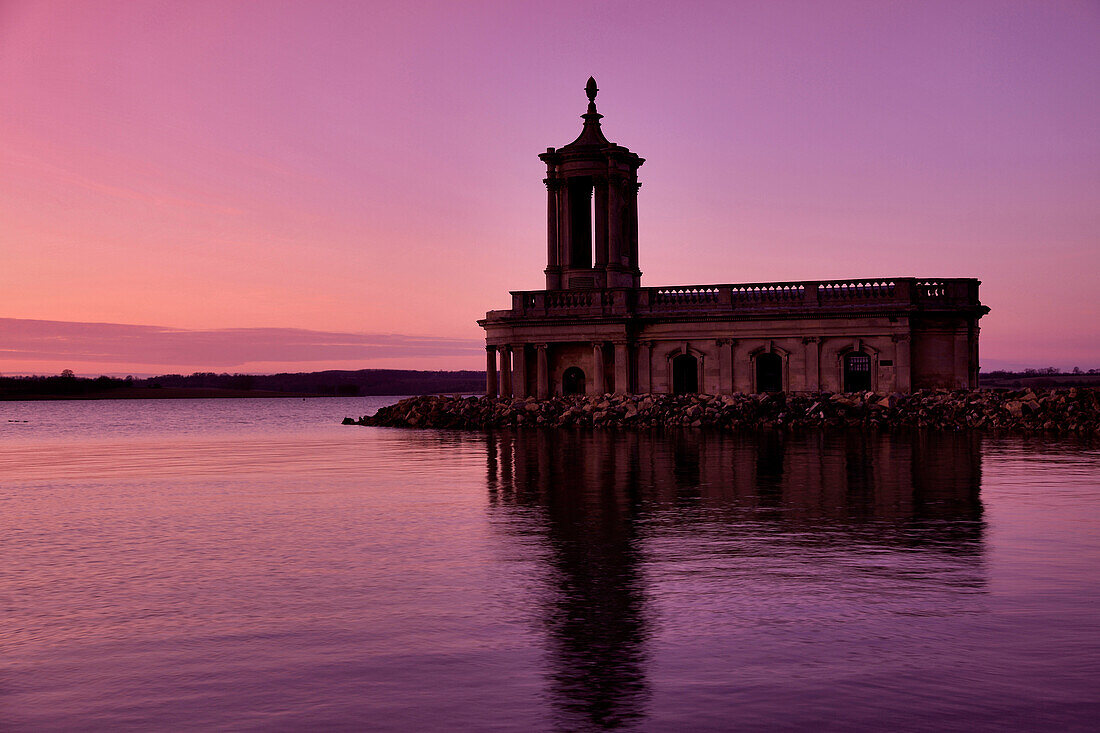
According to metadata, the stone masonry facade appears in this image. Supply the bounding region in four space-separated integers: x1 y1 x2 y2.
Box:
479 79 989 397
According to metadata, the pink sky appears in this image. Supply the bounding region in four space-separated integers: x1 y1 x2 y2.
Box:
1 0 1097 375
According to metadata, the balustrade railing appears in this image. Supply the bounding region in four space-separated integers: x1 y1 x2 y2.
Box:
545 291 593 309
819 279 896 300
916 280 946 297
499 277 980 319
653 286 720 304
730 283 805 303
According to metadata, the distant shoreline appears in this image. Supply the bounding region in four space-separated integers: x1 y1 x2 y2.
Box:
4 370 1098 402
0 369 484 401
2 387 327 401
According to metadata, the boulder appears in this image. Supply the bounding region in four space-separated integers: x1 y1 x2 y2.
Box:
351 389 1099 435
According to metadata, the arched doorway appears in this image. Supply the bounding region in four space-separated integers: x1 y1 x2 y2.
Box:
562 367 586 395
672 354 698 394
755 352 783 393
843 352 872 392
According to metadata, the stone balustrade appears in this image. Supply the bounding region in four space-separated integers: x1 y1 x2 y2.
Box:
652 286 721 305
494 277 982 321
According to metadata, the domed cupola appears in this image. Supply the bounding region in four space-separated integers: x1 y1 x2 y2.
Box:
539 78 644 290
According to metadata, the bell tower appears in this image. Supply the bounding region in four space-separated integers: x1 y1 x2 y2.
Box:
540 78 645 291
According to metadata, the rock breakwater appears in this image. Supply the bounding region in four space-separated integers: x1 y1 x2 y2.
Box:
345 389 1100 435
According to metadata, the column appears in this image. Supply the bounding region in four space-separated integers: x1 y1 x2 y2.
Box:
511 345 526 398
592 343 606 395
803 337 820 391
628 182 640 268
544 179 561 290
608 176 623 268
499 346 512 399
894 334 911 392
638 341 652 394
536 344 549 399
558 179 571 269
613 341 630 395
486 346 498 397
545 180 559 268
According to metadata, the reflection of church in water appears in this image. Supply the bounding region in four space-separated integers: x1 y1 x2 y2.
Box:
485 430 984 730
480 78 989 398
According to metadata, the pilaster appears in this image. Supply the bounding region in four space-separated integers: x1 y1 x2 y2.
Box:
954 329 970 389
803 336 820 391
638 341 653 394
592 342 606 395
716 338 734 394
893 334 911 392
613 341 630 395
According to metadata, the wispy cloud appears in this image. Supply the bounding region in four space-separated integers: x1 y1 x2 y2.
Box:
0 318 482 371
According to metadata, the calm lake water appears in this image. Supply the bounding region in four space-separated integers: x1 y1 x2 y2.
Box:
1 397 1098 731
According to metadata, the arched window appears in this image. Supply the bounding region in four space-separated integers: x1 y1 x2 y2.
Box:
755 352 783 393
562 367 586 395
672 354 698 394
843 352 872 392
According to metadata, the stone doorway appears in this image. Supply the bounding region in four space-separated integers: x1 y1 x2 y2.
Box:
672 354 698 394
844 352 872 392
562 367 586 395
755 352 783 393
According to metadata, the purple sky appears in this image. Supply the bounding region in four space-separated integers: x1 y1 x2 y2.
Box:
1 0 1097 374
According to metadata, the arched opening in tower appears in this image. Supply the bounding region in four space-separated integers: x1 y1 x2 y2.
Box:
568 177 593 269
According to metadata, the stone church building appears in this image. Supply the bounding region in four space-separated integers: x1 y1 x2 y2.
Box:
479 79 989 398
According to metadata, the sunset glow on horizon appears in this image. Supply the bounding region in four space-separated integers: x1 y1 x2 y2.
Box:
2 0 1097 375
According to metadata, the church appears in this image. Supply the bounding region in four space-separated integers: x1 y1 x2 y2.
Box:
479 79 989 398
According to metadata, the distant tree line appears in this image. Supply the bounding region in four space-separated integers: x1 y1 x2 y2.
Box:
145 369 485 395
0 373 135 397
4 367 1097 398
980 368 1100 389
0 369 486 398
990 363 1100 372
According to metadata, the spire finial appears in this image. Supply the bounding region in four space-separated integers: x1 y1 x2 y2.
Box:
559 76 608 148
